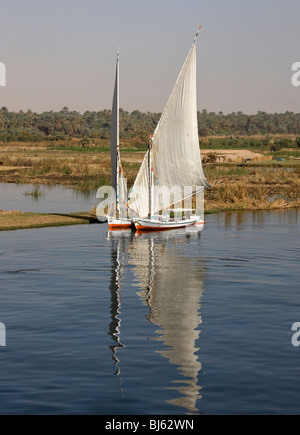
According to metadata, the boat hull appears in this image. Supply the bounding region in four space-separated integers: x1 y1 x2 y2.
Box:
108 217 134 230
134 217 204 232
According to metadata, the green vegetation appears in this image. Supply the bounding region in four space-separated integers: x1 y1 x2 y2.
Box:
199 136 300 153
0 106 160 146
1 107 300 146
273 149 300 159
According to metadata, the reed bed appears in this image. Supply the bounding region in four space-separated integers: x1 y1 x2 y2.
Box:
206 169 300 213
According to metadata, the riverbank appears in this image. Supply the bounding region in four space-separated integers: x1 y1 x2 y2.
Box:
1 195 300 231
0 209 98 231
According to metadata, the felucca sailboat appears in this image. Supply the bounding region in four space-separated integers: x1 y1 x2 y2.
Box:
108 47 133 230
128 27 210 231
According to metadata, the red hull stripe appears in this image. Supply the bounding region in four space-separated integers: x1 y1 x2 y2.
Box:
109 224 133 230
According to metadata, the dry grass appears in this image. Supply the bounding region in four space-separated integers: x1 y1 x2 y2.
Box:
205 167 300 213
0 149 142 191
0 209 98 231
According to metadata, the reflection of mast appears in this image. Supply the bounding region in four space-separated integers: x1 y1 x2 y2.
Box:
145 237 155 317
108 233 126 392
129 229 205 414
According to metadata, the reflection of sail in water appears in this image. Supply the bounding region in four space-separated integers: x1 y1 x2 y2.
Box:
128 229 205 414
107 231 131 392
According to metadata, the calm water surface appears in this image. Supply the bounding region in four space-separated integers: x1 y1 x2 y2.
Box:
0 183 97 213
0 209 299 415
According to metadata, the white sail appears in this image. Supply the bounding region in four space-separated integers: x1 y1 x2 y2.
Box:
128 149 150 218
128 31 209 219
110 47 127 215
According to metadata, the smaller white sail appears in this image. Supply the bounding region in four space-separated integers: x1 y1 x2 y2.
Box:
128 150 150 218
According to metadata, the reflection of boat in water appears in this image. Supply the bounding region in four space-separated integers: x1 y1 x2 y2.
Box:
107 230 133 392
107 226 205 413
128 227 205 414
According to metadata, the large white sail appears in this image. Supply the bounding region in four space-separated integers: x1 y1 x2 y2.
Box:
128 31 209 219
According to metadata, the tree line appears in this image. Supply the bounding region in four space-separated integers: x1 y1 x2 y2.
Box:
0 106 300 144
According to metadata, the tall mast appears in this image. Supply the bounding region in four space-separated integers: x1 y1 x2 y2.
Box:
116 46 120 215
148 136 153 219
110 45 120 216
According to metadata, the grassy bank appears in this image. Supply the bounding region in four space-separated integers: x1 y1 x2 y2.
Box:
0 209 98 231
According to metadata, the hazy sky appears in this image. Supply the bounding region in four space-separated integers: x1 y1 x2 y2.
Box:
0 0 300 114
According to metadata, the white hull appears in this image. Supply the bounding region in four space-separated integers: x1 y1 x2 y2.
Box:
134 217 204 232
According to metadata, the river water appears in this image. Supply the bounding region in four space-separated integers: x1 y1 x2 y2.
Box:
0 186 299 414
0 183 97 213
